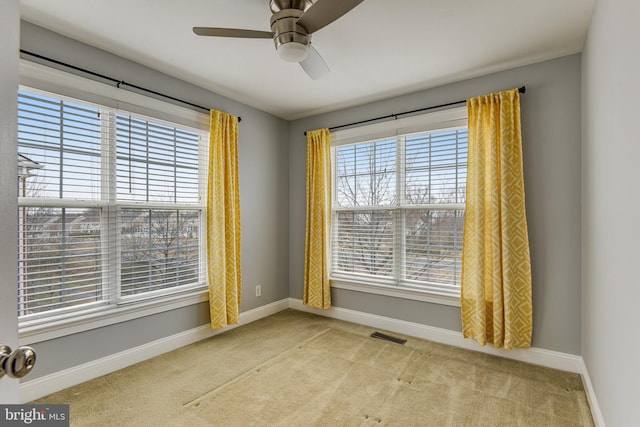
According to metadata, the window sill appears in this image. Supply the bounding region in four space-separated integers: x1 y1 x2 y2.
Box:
331 279 461 307
19 289 209 345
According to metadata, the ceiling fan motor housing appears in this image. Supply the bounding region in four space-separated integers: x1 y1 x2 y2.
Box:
269 0 312 14
270 0 313 61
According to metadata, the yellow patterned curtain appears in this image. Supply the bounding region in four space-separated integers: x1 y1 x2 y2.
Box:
303 128 332 309
461 89 532 349
207 110 242 329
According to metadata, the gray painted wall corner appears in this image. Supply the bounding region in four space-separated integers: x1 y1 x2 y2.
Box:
18 22 290 378
289 55 583 355
581 0 640 424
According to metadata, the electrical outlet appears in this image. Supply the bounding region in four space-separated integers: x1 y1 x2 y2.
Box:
255 285 262 297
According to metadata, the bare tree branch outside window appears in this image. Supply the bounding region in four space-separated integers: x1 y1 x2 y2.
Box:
332 129 467 291
16 89 206 320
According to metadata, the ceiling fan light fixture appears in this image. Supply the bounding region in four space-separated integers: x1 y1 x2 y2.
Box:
277 41 309 62
194 0 365 78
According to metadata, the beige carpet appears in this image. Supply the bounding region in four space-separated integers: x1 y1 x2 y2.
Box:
33 309 594 426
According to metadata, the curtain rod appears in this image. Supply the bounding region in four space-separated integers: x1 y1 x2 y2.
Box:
19 49 241 122
304 85 526 136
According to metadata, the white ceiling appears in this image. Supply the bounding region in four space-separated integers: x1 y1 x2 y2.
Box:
20 0 594 120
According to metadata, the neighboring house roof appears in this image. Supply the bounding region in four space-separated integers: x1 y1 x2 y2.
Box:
18 153 43 177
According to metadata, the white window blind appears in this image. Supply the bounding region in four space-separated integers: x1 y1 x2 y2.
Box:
331 115 468 298
115 114 200 204
119 208 201 298
18 207 103 316
17 91 102 200
17 88 208 322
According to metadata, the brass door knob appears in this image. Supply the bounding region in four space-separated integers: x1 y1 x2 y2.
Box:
0 345 37 379
0 345 10 379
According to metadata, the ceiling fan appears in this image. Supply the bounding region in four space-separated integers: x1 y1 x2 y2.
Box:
193 0 364 80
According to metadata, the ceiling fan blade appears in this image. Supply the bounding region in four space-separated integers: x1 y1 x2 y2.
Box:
297 0 364 34
300 45 329 80
193 27 273 38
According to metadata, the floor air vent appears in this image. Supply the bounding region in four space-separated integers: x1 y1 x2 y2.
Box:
370 331 407 345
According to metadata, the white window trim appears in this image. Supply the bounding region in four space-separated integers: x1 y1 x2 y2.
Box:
17 61 211 341
330 106 467 307
19 289 209 345
331 107 468 147
331 279 461 307
19 60 210 131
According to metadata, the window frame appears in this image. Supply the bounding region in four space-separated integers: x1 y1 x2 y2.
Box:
329 107 468 307
17 61 210 344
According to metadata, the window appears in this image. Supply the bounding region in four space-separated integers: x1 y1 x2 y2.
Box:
330 109 467 300
17 88 208 325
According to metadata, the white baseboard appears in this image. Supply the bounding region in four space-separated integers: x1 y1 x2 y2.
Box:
21 296 604 426
288 298 581 372
578 358 605 427
289 298 606 425
20 298 290 403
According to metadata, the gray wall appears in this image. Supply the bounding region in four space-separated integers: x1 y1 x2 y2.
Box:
582 0 640 425
20 22 290 379
13 20 586 383
289 55 583 355
0 0 20 403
